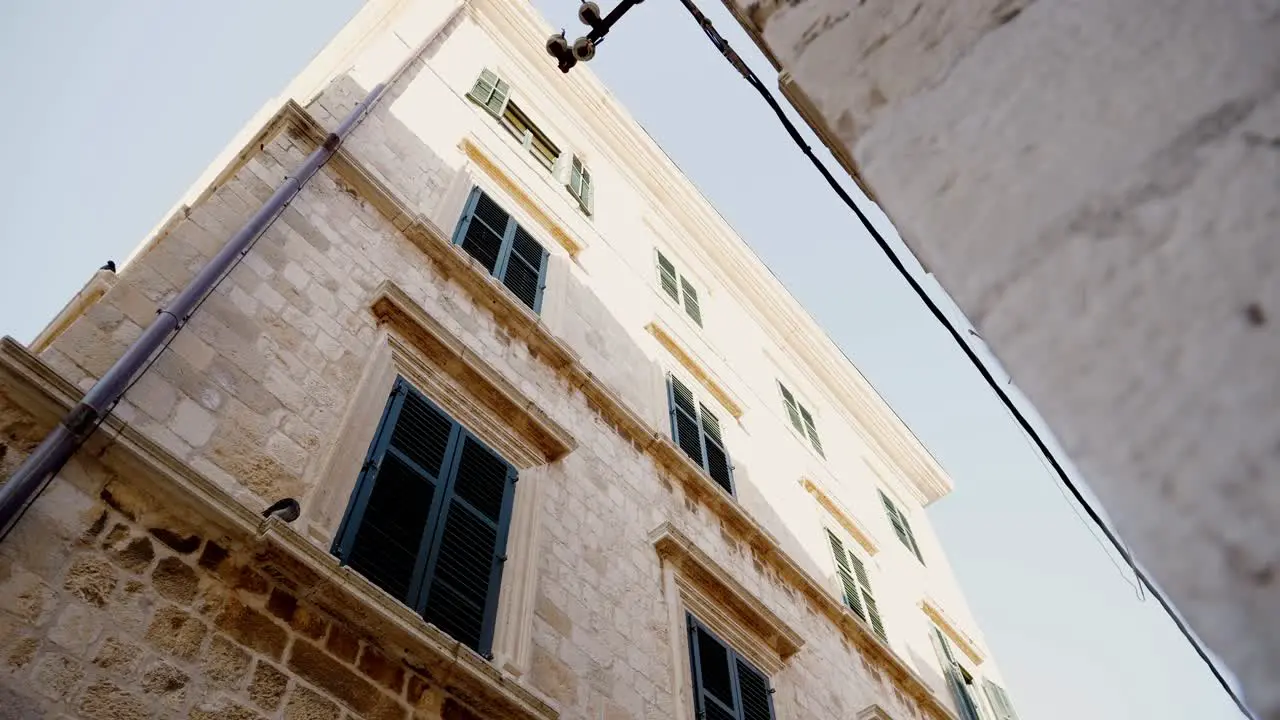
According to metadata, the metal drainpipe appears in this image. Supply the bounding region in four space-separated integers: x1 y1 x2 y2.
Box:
0 4 451 542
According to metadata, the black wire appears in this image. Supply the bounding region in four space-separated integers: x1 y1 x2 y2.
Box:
663 0 1254 716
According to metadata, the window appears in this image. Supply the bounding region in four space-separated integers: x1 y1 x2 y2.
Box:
879 490 924 564
655 250 703 327
452 188 550 312
983 679 1018 720
825 529 886 641
667 374 734 495
333 378 517 657
687 615 776 720
468 69 561 172
931 627 986 720
565 155 594 215
778 383 823 456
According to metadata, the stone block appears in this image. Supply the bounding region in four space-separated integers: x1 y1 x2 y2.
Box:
33 652 85 699
324 624 359 663
172 398 217 448
141 660 190 709
153 557 200 605
148 527 202 555
284 685 342 720
248 660 290 710
76 680 149 720
530 644 578 708
204 634 252 688
111 536 156 574
189 697 266 720
216 597 288 660
93 636 143 677
357 644 405 693
48 603 104 655
62 555 118 609
146 604 208 661
287 639 404 720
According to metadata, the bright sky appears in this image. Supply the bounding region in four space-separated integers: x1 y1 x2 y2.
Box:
0 2 1247 719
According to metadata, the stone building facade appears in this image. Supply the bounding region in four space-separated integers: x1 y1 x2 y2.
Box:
0 1 1018 719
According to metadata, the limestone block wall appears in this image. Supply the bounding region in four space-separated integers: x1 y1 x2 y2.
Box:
724 0 1280 714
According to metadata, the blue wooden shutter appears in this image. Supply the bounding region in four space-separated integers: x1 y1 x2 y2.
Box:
848 552 886 641
984 679 1017 720
499 226 549 312
657 251 680 301
735 657 774 720
880 490 924 563
418 432 517 656
779 384 804 434
825 529 865 620
699 403 734 495
688 616 775 720
455 189 509 274
668 375 707 470
334 380 458 604
681 278 703 326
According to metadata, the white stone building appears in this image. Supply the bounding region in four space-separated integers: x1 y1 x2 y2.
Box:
0 1 1019 718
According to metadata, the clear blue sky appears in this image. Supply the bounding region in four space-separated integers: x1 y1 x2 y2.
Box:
0 2 1246 718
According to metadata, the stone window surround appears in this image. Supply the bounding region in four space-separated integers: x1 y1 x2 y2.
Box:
646 317 745 420
920 597 986 666
799 475 881 556
303 281 576 678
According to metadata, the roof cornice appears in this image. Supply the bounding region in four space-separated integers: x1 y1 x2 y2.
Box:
468 0 953 504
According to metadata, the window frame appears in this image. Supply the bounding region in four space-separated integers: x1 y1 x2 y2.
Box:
687 614 777 720
667 372 734 496
467 67 564 175
332 376 518 658
452 187 551 313
777 381 824 457
654 248 704 328
565 154 594 216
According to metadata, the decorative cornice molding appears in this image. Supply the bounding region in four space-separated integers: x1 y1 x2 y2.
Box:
920 597 986 666
651 521 804 672
467 0 953 506
370 282 577 466
645 319 744 419
0 338 558 720
799 476 881 556
28 269 118 355
457 135 584 258
857 704 897 720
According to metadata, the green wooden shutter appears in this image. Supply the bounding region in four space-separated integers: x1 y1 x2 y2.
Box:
983 679 1017 720
779 384 804 434
681 277 703 326
668 375 707 469
455 189 509 274
797 404 823 457
567 156 594 215
825 530 865 620
735 657 775 720
689 619 738 720
467 69 509 117
335 380 458 605
848 552 886 641
499 226 549 312
657 251 680 301
931 628 981 720
699 403 734 495
417 432 517 656
880 490 924 563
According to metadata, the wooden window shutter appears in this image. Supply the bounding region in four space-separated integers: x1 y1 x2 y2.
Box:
983 679 1018 720
688 616 775 720
418 432 517 656
499 226 549 312
699 403 734 495
880 491 924 564
778 384 804 434
681 277 703 326
931 628 981 720
657 251 680 301
825 529 865 621
797 404 823 457
848 552 886 641
668 375 707 470
335 380 458 604
456 189 510 274
467 68 510 117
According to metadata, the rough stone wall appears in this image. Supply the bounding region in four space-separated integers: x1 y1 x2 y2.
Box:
5 72 951 720
0 461 473 720
727 0 1280 713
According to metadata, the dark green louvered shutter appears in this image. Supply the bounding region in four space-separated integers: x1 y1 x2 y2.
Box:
499 226 548 312
668 375 706 469
657 251 680 301
688 617 775 720
826 530 865 620
335 380 457 604
880 491 924 563
418 432 516 656
931 628 980 720
681 278 703 326
848 552 886 641
456 190 509 274
797 404 823 456
454 189 549 313
779 384 804 434
700 404 734 494
984 679 1018 720
467 68 510 117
